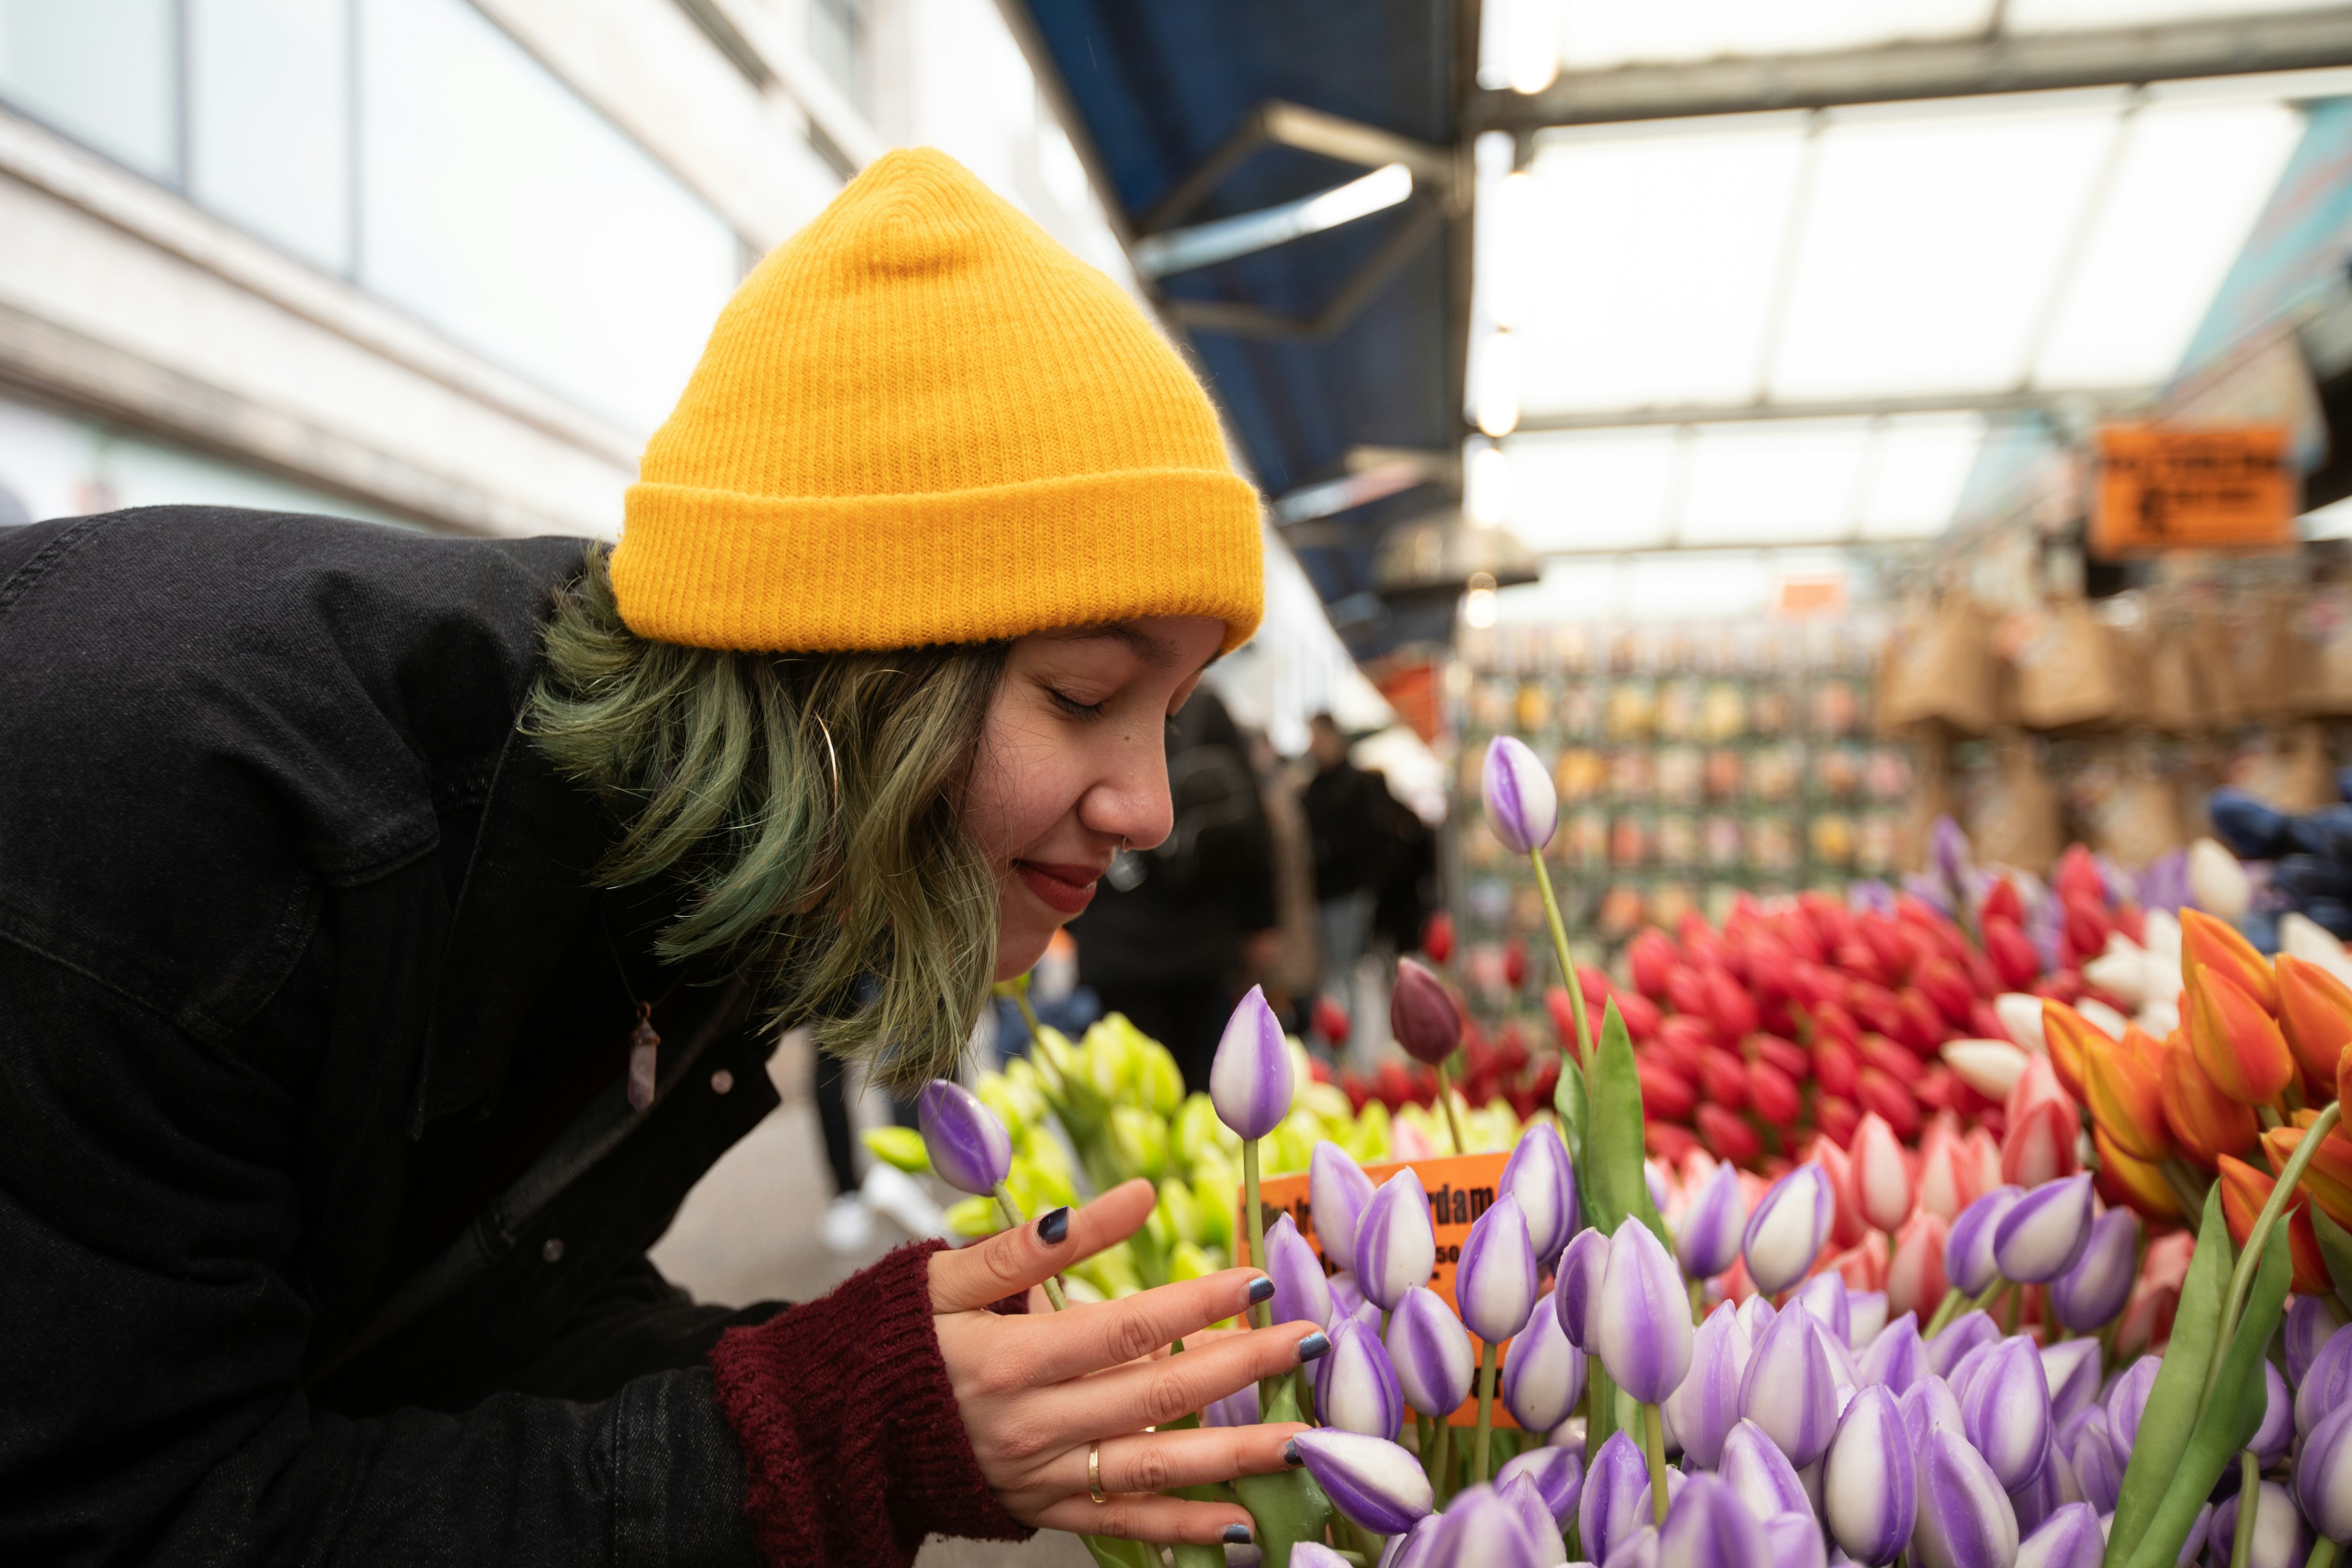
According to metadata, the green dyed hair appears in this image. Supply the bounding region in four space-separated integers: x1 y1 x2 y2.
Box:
525 548 1009 1088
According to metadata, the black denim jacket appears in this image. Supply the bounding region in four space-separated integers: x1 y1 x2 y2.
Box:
0 508 786 1567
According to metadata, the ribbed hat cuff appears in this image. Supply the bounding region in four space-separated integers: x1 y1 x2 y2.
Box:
614 468 1265 654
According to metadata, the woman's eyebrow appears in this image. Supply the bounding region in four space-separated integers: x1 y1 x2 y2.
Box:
1050 623 1181 668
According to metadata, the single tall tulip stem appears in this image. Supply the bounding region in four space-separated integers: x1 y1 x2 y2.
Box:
1433 1061 1466 1154
1687 1277 1705 1324
1242 1141 1270 1331
2201 1100 2343 1421
2230 1450 2258 1568
2306 1540 2340 1568
1527 850 1594 1063
1472 1341 1498 1485
1006 977 1044 1048
2258 1102 2285 1133
993 1183 1068 1311
1640 1402 1670 1526
1921 1287 1967 1339
2160 1157 2211 1219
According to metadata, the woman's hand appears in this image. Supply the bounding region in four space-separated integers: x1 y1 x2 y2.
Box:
929 1178 1327 1545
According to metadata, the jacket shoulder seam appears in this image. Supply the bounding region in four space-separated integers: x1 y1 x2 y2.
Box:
0 516 105 624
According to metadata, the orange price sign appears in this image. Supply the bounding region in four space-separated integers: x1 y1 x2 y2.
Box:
1240 1151 1528 1427
2091 423 2297 557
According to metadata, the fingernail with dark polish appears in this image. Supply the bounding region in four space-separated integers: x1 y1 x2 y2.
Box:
1037 1207 1070 1244
1282 1439 1302 1468
1296 1331 1330 1363
1246 1275 1274 1305
1222 1526 1253 1545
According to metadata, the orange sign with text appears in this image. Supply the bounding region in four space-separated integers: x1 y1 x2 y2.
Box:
2092 424 2296 557
1241 1151 1523 1427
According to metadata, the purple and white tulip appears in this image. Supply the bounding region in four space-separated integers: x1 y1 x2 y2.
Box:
1264 1213 1333 1330
1502 1295 1587 1434
1288 1428 1435 1537
1739 1300 1840 1468
2299 1398 2352 1542
1379 1512 1442 1568
1674 1160 1746 1283
1203 1382 1260 1428
1717 1418 1811 1519
1595 1217 1694 1404
1458 1193 1541 1346
1208 985 1294 1140
2284 1296 2346 1387
1496 1472 1570 1568
1311 1142 1378 1275
1604 1526 1659 1568
1292 1544 1351 1568
1958 1335 2051 1492
1502 1122 1579 1268
1432 1482 1543 1568
1911 1427 2020 1568
2106 1354 2160 1450
1483 736 1559 854
1899 1376 1966 1460
1656 1474 1768 1568
1356 1167 1439 1312
1663 1301 1751 1470
2038 1337 2101 1427
1741 1163 1834 1295
1321 1315 1405 1440
1580 1431 1652 1568
2211 1482 2310 1568
1736 1292 1776 1346
1496 1446 1585 1526
2057 1406 2119 1515
1926 1311 1998 1381
2251 1360 2293 1467
2047 1206 2135 1330
1989 1174 2095 1284
1388 1285 1475 1419
1944 1186 2024 1297
2015 1502 2102 1568
1792 1271 1851 1346
1764 1512 1829 1568
915 1079 1012 1196
1859 1312 1927 1395
1555 1227 1610 1350
1823 1385 1917 1567
2298 1324 2352 1438
1330 1270 1381 1330
1848 1289 1889 1349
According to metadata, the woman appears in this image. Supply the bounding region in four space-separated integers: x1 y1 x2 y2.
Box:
0 151 1321 1567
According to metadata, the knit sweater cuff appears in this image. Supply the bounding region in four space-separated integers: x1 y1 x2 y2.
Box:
709 1240 1033 1567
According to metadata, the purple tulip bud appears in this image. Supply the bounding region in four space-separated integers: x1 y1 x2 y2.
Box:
1381 1512 1442 1568
1741 1163 1833 1295
1356 1167 1438 1311
1945 1186 2025 1297
1389 1285 1474 1419
1433 1482 1544 1568
1580 1431 1651 1568
915 1079 1011 1196
2284 1295 2347 1387
1675 1161 1746 1283
1737 1294 1776 1345
2179 1504 2214 1568
1849 1290 1890 1349
1289 1428 1435 1537
1901 1376 1966 1460
1204 1382 1260 1428
1504 1123 1580 1269
2211 1481 2311 1568
1991 1175 2095 1285
2058 1406 2119 1514
1646 1162 1672 1218
1497 1472 1569 1567
2016 1501 2102 1568
2251 1360 2293 1467
1555 1227 1610 1350
1657 1473 1768 1568
1792 1271 1852 1346
1497 1446 1585 1526
1330 1270 1381 1330
1265 1213 1332 1330
1322 1315 1405 1440
2299 1398 2352 1542
1485 736 1559 854
1718 1418 1810 1519
1597 1217 1694 1404
1602 1526 1659 1568
1504 1295 1588 1434
1664 1301 1752 1469
1392 957 1464 1067
2299 1324 2352 1438
1739 1300 1840 1469
1311 1142 1377 1276
1764 1512 1829 1568
2038 1338 2101 1428
1824 1386 1917 1567
2105 1354 2160 1449
1912 1427 2020 1568
1958 1336 2051 1492
2008 1444 2062 1536
1860 1312 1928 1395
1926 1311 1999 1381
1210 985 1294 1140
1294 1546 1351 1568
2048 1207 2135 1330
1460 1194 1542 1346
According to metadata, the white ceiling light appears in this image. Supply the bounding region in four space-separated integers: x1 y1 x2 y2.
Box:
1466 440 1513 526
1480 170 1539 331
1479 0 1563 94
1474 330 1525 437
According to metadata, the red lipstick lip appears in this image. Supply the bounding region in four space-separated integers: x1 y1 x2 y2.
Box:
1014 859 1102 916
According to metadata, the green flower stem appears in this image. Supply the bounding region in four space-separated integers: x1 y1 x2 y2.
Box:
1243 1140 1269 1329
993 1184 1068 1311
1472 1342 1499 1486
1528 850 1594 1063
2307 1539 2342 1568
1640 1403 1671 1526
2199 1100 2343 1422
1429 1419 1455 1502
1433 1060 1467 1154
2229 1450 2259 1568
1921 1287 1967 1340
1011 981 1045 1048
1688 1276 1705 1325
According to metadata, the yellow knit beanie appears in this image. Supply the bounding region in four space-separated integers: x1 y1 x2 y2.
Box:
612 148 1264 654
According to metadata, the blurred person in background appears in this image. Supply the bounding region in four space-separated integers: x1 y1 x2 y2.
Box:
1069 687 1277 1091
1245 727 1322 1030
1367 768 1438 962
1300 712 1389 1026
0 152 1317 1568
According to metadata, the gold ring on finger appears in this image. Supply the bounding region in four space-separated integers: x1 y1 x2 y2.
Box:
1088 1441 1106 1505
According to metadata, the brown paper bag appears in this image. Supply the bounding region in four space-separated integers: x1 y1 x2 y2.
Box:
1969 729 2064 872
2010 600 2122 731
2241 722 2337 812
2304 587 2352 716
1880 596 1997 736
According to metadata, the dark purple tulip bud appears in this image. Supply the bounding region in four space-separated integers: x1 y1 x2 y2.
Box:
2298 1323 2352 1438
1944 1186 2024 1297
1739 1300 1840 1468
1674 1160 1746 1283
1392 957 1463 1067
2058 1406 2119 1514
1289 1428 1436 1537
2299 1398 2352 1542
2015 1501 2102 1568
1596 1217 1693 1404
1849 1290 1890 1349
1502 1295 1587 1435
1484 736 1559 854
1578 1431 1651 1568
1311 1142 1377 1275
2251 1360 2293 1467
1792 1272 1852 1346
1860 1312 1928 1395
1210 985 1294 1140
1926 1310 1999 1381
2211 1481 2312 1568
1657 1474 1768 1568
1264 1213 1332 1330
1990 1175 2095 1284
1496 1445 1585 1527
1555 1227 1610 1350
1900 1376 1966 1461
1741 1163 1833 1295
1717 1417 1810 1521
916 1079 1012 1196
1663 1301 1751 1470
1322 1314 1406 1440
1503 1121 1579 1269
1356 1166 1438 1312
1459 1194 1542 1346
1912 1427 2021 1568
2037 1338 2101 1428
1389 1285 1475 1419
2105 1354 2160 1449
1496 1472 1569 1568
2048 1207 2136 1331
1959 1336 2051 1492
1824 1385 1917 1567
2284 1295 2346 1387
1763 1512 1829 1568
1431 1482 1543 1568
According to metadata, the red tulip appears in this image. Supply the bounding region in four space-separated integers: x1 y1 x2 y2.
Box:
1704 967 1758 1043
2001 1095 2079 1188
1915 959 1977 1027
1391 957 1463 1065
1980 876 2024 928
1858 1034 1923 1084
1699 1050 1751 1113
1815 1094 1861 1150
1812 1134 1871 1247
1629 928 1678 998
1894 989 1945 1052
1885 1209 1950 1321
2062 893 2111 967
1849 982 1905 1041
1667 965 1711 1022
1811 997 1861 1050
1696 1102 1761 1164
1502 938 1528 990
1750 1034 1808 1082
1856 1068 1920 1139
1646 1120 1701 1165
1613 988 1662 1041
1420 909 1454 965
1657 1015 1713 1079
1637 1055 1697 1121
1813 1035 1861 1099
1983 917 2040 990
1850 1110 1916 1233
1747 1058 1802 1126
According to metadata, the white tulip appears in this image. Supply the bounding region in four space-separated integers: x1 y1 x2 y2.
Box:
2188 837 2251 919
1994 993 2047 1054
1943 1038 2029 1099
2075 997 2127 1041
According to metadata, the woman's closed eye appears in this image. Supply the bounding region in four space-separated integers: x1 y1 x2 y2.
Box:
1046 687 1109 720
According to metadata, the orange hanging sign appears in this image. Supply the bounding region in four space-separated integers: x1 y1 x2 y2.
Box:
2091 423 2297 557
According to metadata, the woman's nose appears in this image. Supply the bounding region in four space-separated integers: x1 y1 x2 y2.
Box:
1081 733 1174 850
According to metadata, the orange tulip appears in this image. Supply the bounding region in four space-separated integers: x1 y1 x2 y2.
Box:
2187 962 2296 1106
2040 998 2105 1104
2275 953 2352 1094
2094 1125 2183 1223
2215 1154 2334 1296
2340 1040 2352 1130
2261 1123 2352 1231
2083 1032 2172 1163
2180 907 2279 1014
2157 1028 2258 1170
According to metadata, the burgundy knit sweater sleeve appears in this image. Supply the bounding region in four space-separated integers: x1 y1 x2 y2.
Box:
709 1240 1034 1567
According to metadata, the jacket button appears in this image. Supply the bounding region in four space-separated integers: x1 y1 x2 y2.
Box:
541 1238 564 1263
710 1069 735 1095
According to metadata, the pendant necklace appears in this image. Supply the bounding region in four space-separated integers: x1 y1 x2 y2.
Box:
602 909 679 1112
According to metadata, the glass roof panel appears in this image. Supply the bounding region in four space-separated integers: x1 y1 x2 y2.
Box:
2006 0 2350 31
1856 413 1988 538
1556 0 1995 72
1679 418 1873 545
1502 426 1681 551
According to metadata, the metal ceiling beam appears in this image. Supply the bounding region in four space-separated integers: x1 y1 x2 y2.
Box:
1470 6 2352 131
1510 388 2144 432
1140 99 1459 234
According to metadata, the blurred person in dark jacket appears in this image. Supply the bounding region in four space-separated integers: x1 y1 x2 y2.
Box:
1300 714 1389 1017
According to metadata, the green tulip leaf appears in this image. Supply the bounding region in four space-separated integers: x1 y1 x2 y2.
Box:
1080 1536 1160 1568
2106 1185 2233 1567
1580 1000 1668 1246
2312 1201 2352 1305
1554 1055 1589 1183
1231 1374 1330 1568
